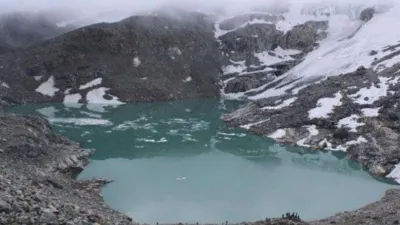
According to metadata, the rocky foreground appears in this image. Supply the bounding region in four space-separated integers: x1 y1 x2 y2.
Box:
0 113 134 224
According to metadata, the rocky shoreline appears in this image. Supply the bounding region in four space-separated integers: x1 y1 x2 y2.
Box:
0 112 135 224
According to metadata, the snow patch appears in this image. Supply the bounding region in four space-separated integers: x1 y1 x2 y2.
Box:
254 47 300 67
133 56 141 67
33 76 43 81
337 115 365 132
222 60 246 74
49 118 112 126
361 108 381 117
308 92 343 119
0 82 9 88
86 87 124 105
63 93 82 104
268 129 287 139
35 76 59 97
183 76 192 83
333 136 368 151
374 54 400 72
387 163 400 184
350 77 390 104
345 136 368 146
319 138 333 149
263 97 297 110
79 78 102 90
80 111 102 118
64 88 72 94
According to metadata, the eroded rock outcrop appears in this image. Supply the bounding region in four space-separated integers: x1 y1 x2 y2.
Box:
219 23 283 62
217 13 328 95
360 8 375 22
278 21 328 52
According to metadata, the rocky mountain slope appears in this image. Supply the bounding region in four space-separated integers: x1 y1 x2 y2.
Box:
216 2 400 185
0 10 222 105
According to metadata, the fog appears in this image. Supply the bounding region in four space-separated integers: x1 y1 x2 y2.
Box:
0 0 395 24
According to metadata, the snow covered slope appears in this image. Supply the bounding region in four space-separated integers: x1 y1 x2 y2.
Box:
215 0 400 99
219 0 400 184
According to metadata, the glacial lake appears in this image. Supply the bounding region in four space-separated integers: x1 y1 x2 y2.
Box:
9 99 396 224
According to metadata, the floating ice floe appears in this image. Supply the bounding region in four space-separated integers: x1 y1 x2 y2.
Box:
136 137 168 143
48 118 112 126
36 107 59 118
80 111 102 119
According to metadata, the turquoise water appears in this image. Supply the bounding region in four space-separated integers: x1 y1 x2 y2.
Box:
9 99 395 224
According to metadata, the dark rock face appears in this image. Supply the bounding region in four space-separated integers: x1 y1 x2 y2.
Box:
0 12 223 104
0 12 73 54
219 23 283 62
224 72 275 93
278 21 328 52
360 8 375 22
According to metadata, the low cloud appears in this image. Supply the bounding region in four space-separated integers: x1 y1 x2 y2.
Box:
0 0 395 25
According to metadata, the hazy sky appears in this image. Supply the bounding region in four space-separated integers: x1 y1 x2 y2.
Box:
0 0 394 19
